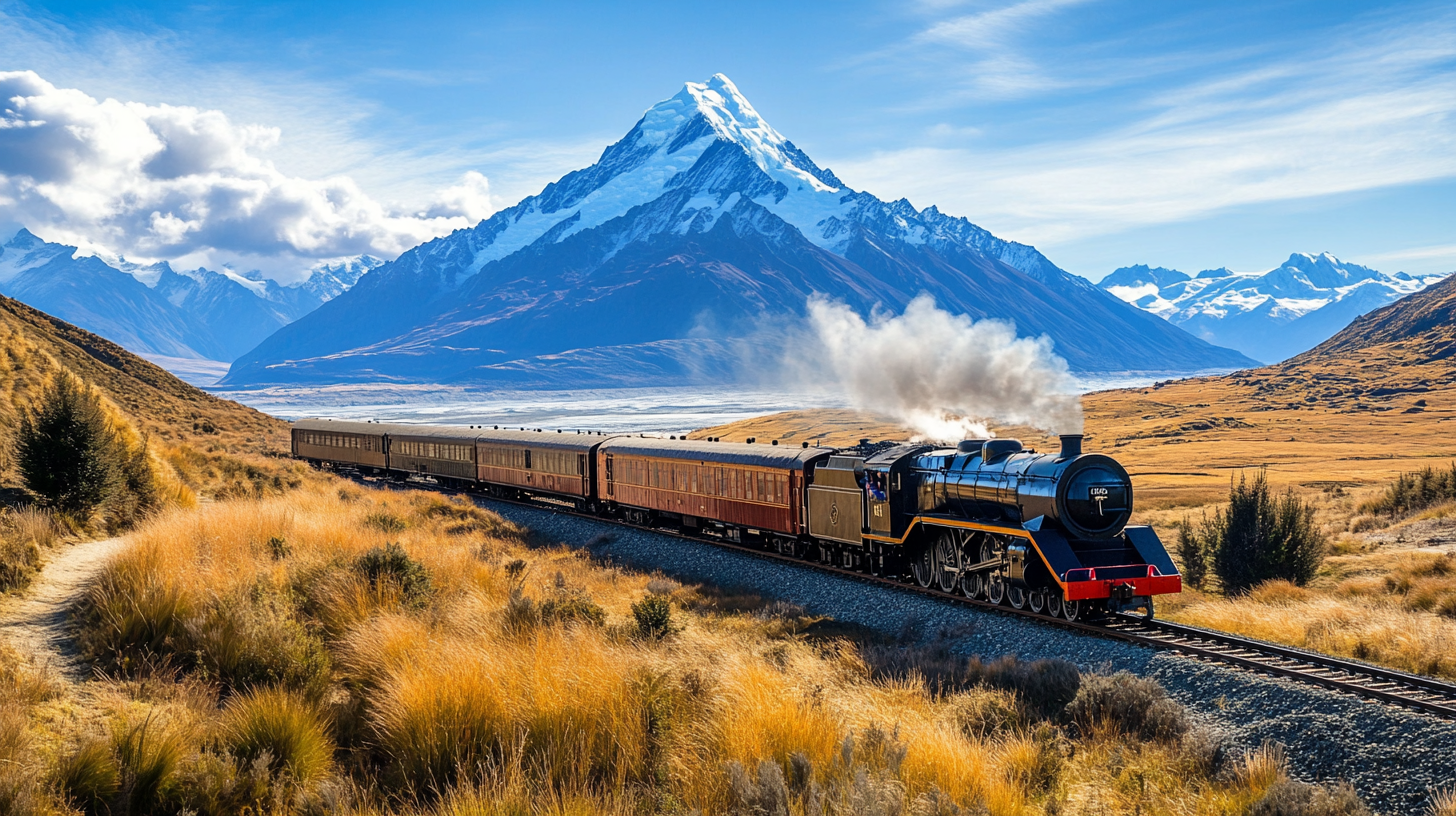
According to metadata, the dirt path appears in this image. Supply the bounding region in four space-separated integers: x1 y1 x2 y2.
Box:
0 536 126 683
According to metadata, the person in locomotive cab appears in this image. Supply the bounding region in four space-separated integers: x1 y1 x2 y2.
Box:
865 472 887 502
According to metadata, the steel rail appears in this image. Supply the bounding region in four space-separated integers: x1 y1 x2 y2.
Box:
362 473 1456 720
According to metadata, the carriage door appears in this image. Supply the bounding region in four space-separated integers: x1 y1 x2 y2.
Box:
605 455 615 497
524 449 533 484
578 454 587 496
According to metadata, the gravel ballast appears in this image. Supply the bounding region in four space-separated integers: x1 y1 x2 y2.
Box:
481 499 1456 815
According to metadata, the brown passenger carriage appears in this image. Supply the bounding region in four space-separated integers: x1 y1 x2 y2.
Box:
596 437 831 537
292 418 388 471
474 429 611 502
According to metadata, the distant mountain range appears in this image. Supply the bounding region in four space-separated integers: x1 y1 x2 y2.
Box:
1099 253 1449 364
222 74 1254 388
0 228 380 364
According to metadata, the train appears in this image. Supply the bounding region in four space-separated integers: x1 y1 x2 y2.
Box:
293 418 1182 621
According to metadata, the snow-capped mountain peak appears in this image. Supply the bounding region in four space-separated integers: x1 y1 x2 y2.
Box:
673 74 839 194
1100 253 1449 363
0 228 73 284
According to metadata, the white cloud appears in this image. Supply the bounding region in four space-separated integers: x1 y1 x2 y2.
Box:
0 70 496 274
833 7 1456 247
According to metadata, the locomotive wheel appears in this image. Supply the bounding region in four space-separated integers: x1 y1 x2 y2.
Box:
911 545 935 589
986 574 1006 605
1063 599 1083 622
1029 589 1046 615
961 571 984 600
1007 586 1028 610
1047 592 1063 619
934 533 961 594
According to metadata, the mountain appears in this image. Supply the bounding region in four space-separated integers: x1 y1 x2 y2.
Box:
1100 253 1448 364
222 74 1254 387
1294 267 1456 366
0 229 379 365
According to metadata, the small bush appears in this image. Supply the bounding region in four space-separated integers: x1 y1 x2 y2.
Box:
1200 470 1327 594
726 760 790 816
1064 671 1188 742
1362 462 1456 518
539 592 607 628
1177 516 1207 589
355 543 432 608
54 738 121 814
363 511 407 534
1250 778 1372 816
948 688 1025 739
965 655 1081 720
631 595 674 640
222 687 335 784
188 589 332 699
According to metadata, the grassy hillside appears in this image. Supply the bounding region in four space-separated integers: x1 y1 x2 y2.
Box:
0 295 295 505
0 479 1340 815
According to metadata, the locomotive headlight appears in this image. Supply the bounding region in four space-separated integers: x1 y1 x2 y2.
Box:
1059 460 1132 539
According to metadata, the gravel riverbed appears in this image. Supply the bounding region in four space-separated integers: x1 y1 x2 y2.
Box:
480 499 1456 815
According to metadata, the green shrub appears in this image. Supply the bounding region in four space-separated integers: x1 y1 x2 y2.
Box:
1199 471 1327 594
187 588 332 700
1064 671 1187 742
1177 516 1207 589
631 595 674 640
964 655 1081 720
15 372 122 517
1361 462 1456 518
222 687 335 783
539 592 607 628
54 738 120 815
363 511 407 534
355 543 431 607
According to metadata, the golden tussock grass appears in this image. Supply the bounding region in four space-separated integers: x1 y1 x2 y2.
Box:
0 479 1320 814
1159 582 1456 679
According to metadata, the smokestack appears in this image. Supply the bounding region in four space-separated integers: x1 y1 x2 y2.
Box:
1059 434 1083 459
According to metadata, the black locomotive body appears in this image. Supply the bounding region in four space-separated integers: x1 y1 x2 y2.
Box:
293 420 1181 621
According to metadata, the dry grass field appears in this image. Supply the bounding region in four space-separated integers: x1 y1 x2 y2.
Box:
690 276 1456 682
0 480 1352 815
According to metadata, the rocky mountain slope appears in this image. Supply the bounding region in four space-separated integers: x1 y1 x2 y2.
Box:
1100 253 1447 364
0 229 379 364
223 74 1254 387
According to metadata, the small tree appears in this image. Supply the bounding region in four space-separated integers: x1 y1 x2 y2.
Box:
1208 471 1326 594
15 373 122 517
1176 517 1207 590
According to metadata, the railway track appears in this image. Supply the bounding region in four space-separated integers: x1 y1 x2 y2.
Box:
378 475 1456 720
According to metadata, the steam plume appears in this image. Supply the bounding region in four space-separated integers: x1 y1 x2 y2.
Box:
804 295 1083 442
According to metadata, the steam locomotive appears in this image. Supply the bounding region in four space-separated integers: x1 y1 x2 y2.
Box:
293 419 1181 620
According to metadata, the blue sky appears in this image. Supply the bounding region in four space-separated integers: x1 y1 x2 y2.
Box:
2 0 1453 281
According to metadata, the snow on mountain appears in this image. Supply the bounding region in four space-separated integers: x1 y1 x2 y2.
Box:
299 256 384 302
223 74 1256 387
0 228 379 366
1100 253 1449 363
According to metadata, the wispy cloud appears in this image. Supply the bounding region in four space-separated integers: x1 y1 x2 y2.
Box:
833 5 1456 246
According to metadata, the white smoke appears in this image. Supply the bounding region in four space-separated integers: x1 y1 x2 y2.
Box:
803 294 1083 443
